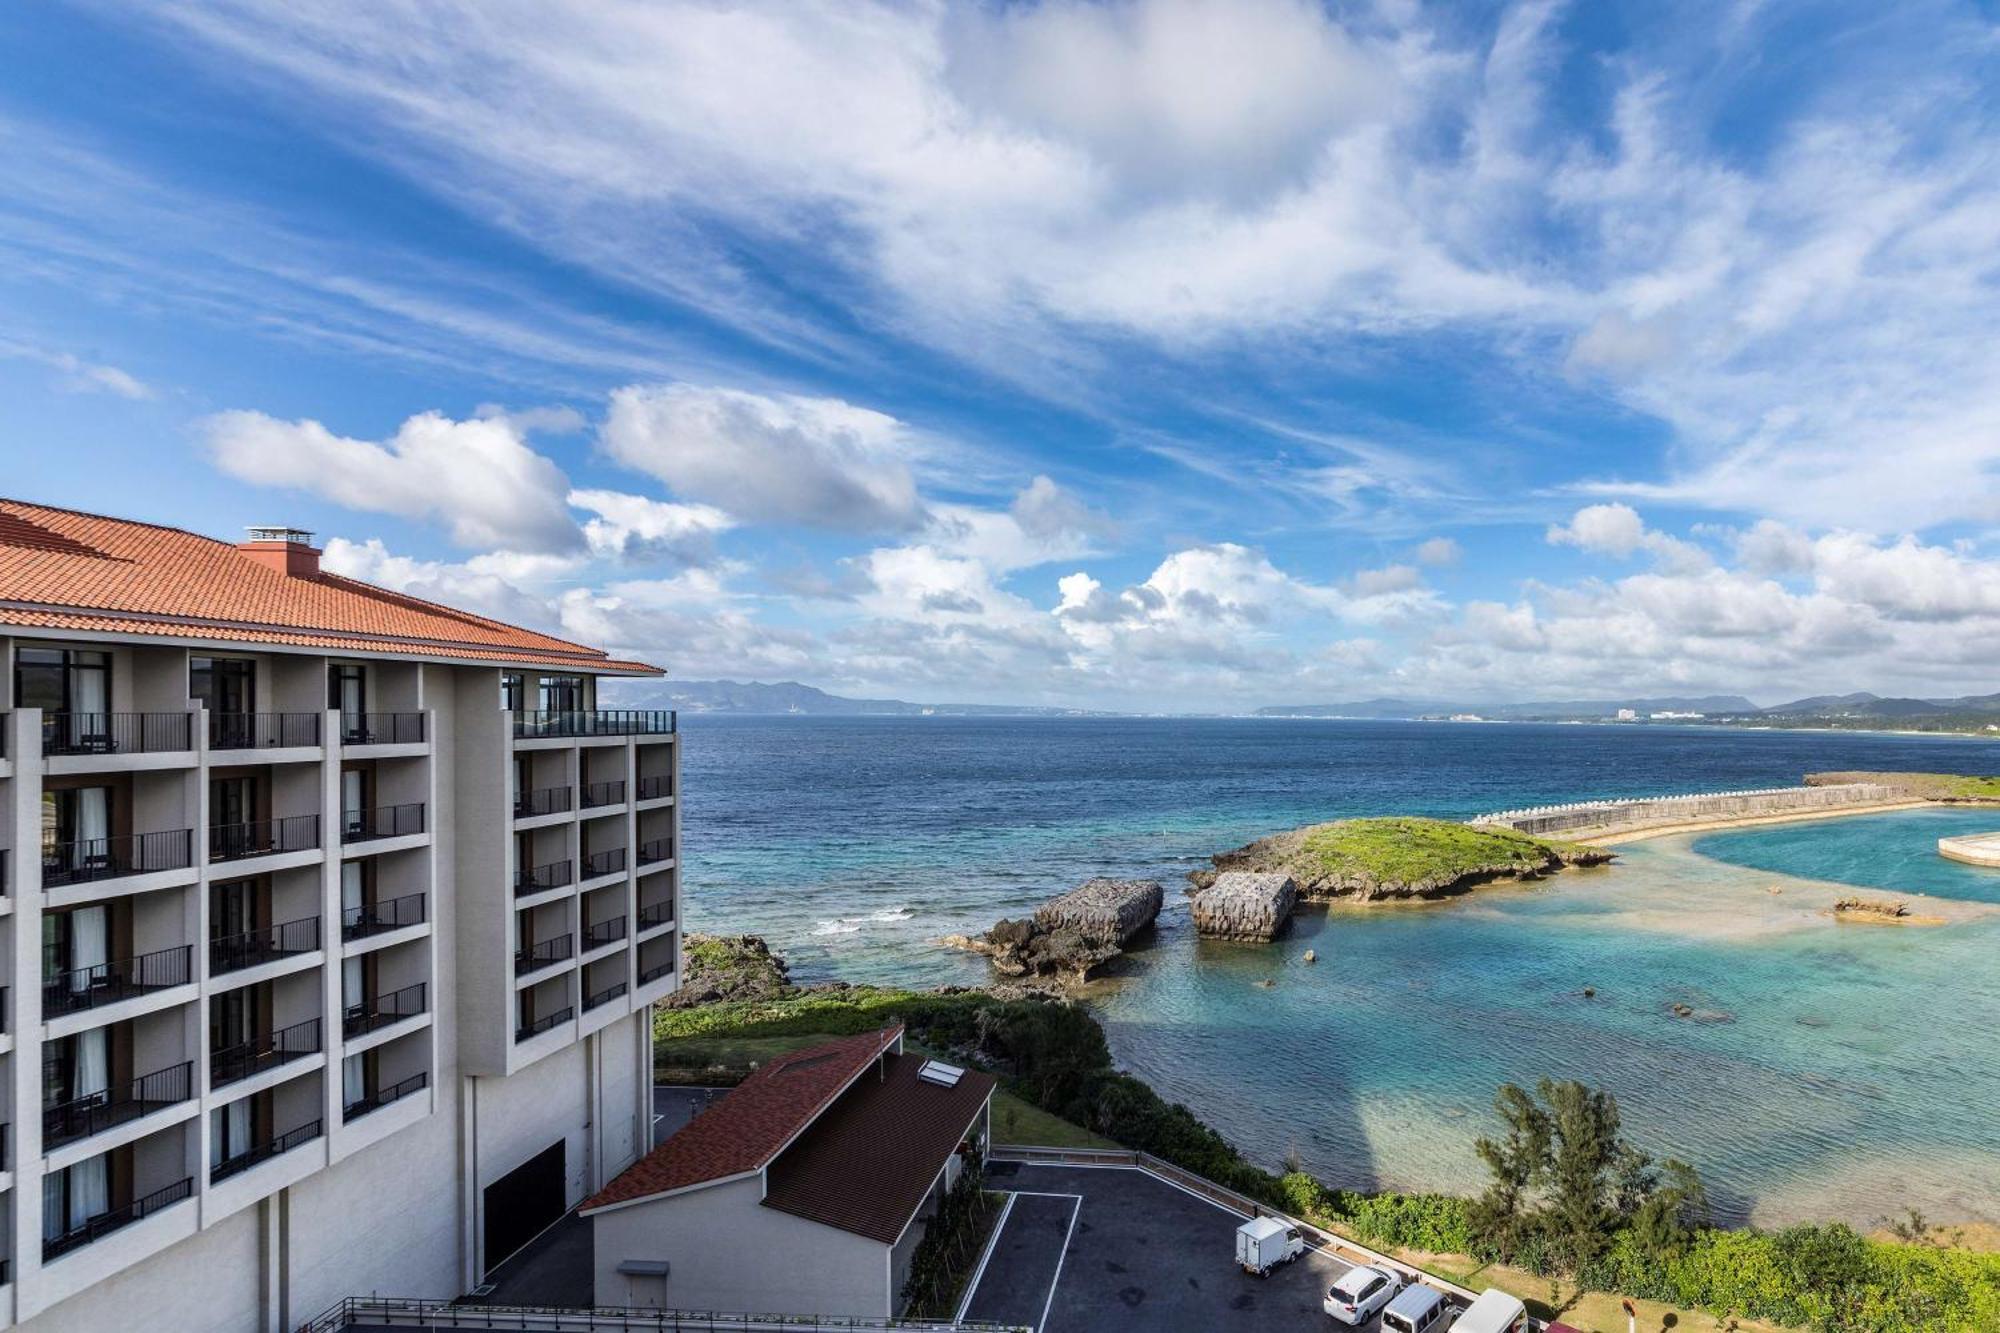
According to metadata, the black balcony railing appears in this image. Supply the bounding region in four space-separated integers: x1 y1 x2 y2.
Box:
637 837 675 866
638 959 675 985
211 1118 323 1184
512 709 676 739
43 829 194 887
580 780 626 809
209 813 321 863
514 935 574 976
516 1006 574 1042
342 982 427 1039
212 1017 322 1087
341 892 427 941
338 712 426 746
583 980 628 1011
208 712 322 750
43 1175 193 1262
583 916 627 949
340 802 426 843
0 983 8 1034
44 943 193 1015
211 915 321 974
514 860 573 897
581 847 625 879
636 900 674 931
42 711 192 757
513 785 572 819
636 774 674 801
344 1072 427 1123
44 1060 195 1150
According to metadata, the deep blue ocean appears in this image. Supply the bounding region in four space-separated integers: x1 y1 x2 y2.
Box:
679 716 2000 1227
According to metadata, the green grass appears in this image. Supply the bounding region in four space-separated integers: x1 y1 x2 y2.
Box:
991 1089 1117 1148
654 984 984 1043
1299 817 1592 886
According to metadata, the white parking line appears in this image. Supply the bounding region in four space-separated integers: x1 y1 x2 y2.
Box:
954 1192 1016 1324
958 1190 1084 1333
1037 1194 1083 1333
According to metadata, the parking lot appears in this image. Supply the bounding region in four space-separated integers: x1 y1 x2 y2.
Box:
963 1161 1412 1333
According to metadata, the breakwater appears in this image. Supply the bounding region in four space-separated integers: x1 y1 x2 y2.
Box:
1474 782 1907 838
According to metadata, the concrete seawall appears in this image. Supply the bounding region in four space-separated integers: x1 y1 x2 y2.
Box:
1940 832 2000 867
1475 783 1910 841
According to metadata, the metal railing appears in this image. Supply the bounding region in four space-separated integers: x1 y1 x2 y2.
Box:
514 785 573 818
208 711 322 750
42 711 192 757
342 891 427 940
639 958 675 985
209 813 321 863
516 859 574 897
343 1071 428 1123
211 1016 322 1086
580 779 626 808
512 709 677 739
581 847 626 879
44 1060 194 1150
515 935 574 976
341 802 426 843
211 1118 323 1184
342 982 427 1038
637 773 674 801
43 1176 193 1263
305 1296 1027 1332
43 829 194 887
637 900 675 931
638 837 675 866
44 942 193 1015
338 712 426 746
211 915 321 973
584 916 627 949
516 1006 574 1042
584 980 628 1011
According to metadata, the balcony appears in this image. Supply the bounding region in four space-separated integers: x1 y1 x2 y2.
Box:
342 983 427 1039
337 712 425 746
340 802 426 844
211 915 321 975
514 859 573 898
44 1059 195 1150
637 837 675 867
637 900 675 931
341 892 426 941
636 774 674 801
513 785 572 819
43 829 195 888
580 779 626 809
516 1006 574 1042
211 1118 322 1184
211 1017 322 1087
514 935 574 977
512 709 676 739
639 959 674 985
42 711 192 757
43 1176 193 1263
45 943 194 1016
344 1071 427 1123
583 916 627 950
583 980 628 1011
208 711 322 751
209 813 321 864
581 847 625 880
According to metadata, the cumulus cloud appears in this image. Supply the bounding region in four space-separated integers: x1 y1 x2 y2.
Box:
1414 537 1461 567
599 384 923 532
570 487 733 567
1548 503 1711 573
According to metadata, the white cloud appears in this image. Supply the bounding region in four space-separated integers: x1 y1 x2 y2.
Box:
203 408 580 552
1547 502 1711 573
0 336 154 399
570 487 733 566
1414 537 1461 567
599 384 923 532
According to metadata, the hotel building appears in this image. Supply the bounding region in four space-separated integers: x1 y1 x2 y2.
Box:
0 500 680 1330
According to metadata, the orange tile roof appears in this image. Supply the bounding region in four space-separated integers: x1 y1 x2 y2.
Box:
581 1028 903 1212
0 499 661 675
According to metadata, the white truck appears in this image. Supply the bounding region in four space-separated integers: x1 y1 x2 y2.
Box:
1454 1287 1530 1333
1235 1216 1306 1276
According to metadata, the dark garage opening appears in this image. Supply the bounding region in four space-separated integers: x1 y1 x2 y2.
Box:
485 1140 567 1272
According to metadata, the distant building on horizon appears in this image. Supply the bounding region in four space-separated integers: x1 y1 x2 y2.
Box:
0 499 682 1330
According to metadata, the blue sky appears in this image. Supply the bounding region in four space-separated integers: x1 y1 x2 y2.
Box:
3 0 1998 709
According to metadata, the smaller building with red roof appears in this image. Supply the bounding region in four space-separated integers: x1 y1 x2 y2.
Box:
583 1025 996 1318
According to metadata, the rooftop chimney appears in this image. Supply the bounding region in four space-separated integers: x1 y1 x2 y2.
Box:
237 526 321 578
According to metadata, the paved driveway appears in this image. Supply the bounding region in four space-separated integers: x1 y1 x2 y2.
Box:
965 1162 1401 1333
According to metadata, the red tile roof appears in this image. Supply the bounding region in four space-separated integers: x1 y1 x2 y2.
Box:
0 499 661 675
581 1028 904 1212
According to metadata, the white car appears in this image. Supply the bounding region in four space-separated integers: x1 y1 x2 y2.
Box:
1323 1264 1404 1325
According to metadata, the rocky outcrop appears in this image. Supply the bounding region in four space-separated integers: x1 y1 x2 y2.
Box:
1035 878 1164 946
661 934 792 1009
945 876 1164 982
1191 816 1610 903
1192 871 1297 941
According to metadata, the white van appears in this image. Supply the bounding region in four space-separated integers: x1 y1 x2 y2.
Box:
1453 1288 1528 1333
1381 1283 1455 1333
1234 1216 1305 1275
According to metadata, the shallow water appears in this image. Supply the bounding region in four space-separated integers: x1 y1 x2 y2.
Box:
679 715 2000 1226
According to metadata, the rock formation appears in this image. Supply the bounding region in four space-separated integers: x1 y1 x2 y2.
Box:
1192 871 1297 941
945 876 1164 982
1191 816 1610 903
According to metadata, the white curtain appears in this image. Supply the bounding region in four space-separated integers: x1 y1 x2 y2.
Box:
71 665 107 750
341 770 364 832
341 861 364 916
74 1027 109 1099
212 1101 251 1167
69 905 108 994
70 1156 109 1230
343 1054 365 1108
78 787 109 846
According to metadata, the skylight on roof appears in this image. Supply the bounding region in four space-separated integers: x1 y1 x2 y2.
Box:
917 1059 965 1088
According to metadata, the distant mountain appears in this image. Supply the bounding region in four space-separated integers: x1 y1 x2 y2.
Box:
1757 692 1995 719
1253 698 1451 719
623 679 1116 717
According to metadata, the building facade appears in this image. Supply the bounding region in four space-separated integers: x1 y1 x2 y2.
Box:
0 503 681 1330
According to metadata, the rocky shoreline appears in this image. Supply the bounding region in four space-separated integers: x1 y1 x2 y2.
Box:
944 877 1163 982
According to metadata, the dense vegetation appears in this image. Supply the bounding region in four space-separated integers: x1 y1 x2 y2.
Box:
1297 817 1601 886
659 986 2000 1331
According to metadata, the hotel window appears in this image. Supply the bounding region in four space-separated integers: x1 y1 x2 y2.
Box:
16 646 110 717
328 664 365 739
538 675 583 714
501 672 525 712
190 656 255 715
